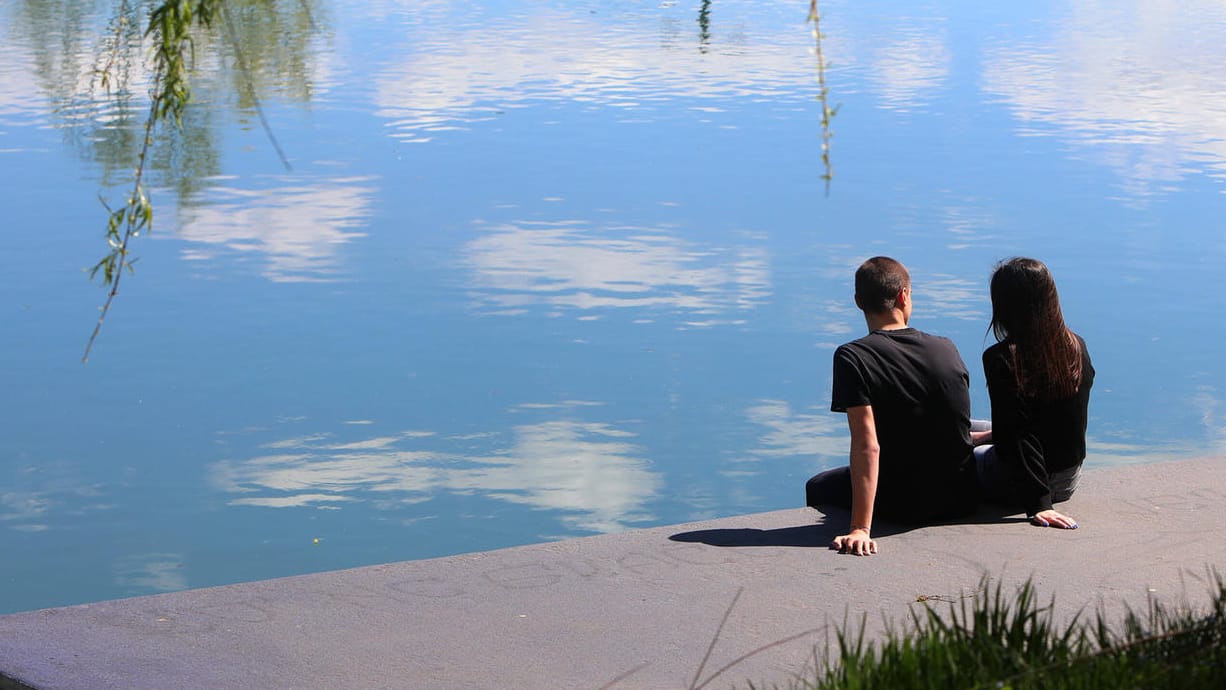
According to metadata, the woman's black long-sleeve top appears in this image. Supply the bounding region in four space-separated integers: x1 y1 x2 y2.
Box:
983 335 1094 515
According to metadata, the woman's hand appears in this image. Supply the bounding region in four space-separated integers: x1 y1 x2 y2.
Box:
1030 509 1078 529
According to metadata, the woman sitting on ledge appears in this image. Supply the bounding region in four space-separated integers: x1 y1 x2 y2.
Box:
975 257 1094 529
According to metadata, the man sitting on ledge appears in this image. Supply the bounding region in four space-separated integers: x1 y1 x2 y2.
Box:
806 256 981 555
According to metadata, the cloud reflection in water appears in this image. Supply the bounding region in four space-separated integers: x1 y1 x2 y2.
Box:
745 399 846 460
864 22 951 112
370 3 815 142
113 552 188 594
0 492 53 532
0 43 45 124
174 178 376 282
464 220 770 324
450 420 660 533
981 0 1226 193
916 275 986 322
210 409 661 534
0 470 109 534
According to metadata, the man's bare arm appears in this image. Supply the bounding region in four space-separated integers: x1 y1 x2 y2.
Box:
832 405 880 555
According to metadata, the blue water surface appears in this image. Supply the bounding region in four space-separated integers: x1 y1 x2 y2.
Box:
2 0 1225 613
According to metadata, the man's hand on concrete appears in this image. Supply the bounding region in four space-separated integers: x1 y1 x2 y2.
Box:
831 528 878 555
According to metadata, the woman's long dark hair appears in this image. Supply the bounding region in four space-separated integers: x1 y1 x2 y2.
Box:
989 258 1082 400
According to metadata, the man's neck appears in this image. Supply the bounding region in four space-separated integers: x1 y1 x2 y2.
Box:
865 310 909 333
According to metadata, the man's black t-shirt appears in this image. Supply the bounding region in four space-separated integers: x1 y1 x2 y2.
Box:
831 327 975 521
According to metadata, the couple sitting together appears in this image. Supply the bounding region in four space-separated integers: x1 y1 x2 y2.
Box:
806 256 1094 556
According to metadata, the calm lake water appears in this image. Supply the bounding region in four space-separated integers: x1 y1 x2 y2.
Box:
2 0 1225 614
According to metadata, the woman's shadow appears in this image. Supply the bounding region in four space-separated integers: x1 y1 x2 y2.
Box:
669 504 1029 549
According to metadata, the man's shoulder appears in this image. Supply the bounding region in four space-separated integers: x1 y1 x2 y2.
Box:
908 328 958 346
835 333 873 352
835 330 963 376
848 328 959 352
907 329 969 362
833 333 895 366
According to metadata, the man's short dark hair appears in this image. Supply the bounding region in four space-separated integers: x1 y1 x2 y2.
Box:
855 256 910 314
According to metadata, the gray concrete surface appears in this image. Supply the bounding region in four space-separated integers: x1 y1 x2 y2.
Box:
2 457 1224 690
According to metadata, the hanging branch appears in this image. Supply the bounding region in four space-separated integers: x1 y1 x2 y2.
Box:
219 2 293 172
296 0 320 33
84 1 218 362
94 0 139 96
83 100 156 363
808 0 838 194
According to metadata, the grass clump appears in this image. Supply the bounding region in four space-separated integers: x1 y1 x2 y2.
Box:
791 576 1226 690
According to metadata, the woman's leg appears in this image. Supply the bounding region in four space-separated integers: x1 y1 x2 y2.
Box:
974 443 1015 504
977 447 1080 508
1050 464 1082 503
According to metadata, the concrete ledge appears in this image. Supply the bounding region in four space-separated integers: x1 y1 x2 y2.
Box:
2 458 1224 689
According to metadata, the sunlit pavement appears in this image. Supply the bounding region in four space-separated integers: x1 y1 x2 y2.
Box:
2 458 1224 690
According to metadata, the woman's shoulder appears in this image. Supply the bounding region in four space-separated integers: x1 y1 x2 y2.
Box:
981 341 1014 383
982 340 1011 361
1068 331 1093 361
1071 331 1095 379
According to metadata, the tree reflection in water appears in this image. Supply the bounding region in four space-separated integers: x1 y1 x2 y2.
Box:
6 0 328 357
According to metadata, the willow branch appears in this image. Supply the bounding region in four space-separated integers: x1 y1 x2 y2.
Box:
220 2 292 172
82 91 159 363
809 0 837 194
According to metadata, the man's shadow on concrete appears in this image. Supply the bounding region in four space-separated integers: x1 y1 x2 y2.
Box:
669 505 1030 548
